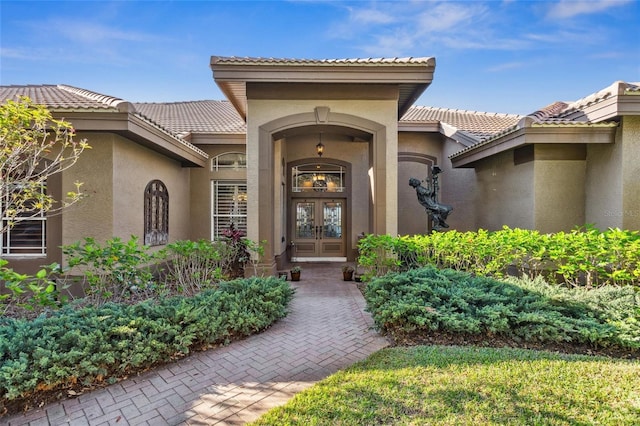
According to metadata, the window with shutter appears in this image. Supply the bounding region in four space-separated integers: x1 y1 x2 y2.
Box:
1 185 46 256
212 181 247 239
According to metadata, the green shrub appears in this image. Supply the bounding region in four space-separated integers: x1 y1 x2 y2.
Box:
0 276 294 402
60 236 156 305
1 260 66 317
160 239 228 295
364 266 640 350
358 227 640 287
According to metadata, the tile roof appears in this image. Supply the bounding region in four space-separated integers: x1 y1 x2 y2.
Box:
134 100 246 134
401 106 522 139
0 84 207 160
0 84 128 111
210 56 435 66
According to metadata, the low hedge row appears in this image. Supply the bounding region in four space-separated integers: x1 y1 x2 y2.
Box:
0 276 294 403
364 266 640 351
357 227 640 287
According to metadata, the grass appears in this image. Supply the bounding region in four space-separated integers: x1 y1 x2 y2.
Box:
251 345 640 425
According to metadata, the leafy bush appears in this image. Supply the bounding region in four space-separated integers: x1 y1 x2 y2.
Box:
364 266 640 350
60 236 156 306
159 239 229 295
0 276 294 403
0 260 65 317
358 226 640 287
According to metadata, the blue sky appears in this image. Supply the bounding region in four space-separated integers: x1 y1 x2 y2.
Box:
1 0 638 115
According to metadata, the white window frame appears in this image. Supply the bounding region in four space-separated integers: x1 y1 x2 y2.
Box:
1 185 47 257
211 180 247 239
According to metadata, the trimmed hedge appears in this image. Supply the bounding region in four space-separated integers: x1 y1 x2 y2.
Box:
364 266 640 350
357 227 640 287
0 276 294 402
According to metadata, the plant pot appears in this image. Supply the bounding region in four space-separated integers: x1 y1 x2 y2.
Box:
278 272 288 280
343 271 354 281
290 271 301 281
354 274 362 282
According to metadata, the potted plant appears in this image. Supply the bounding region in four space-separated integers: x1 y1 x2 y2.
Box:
342 264 354 281
290 265 302 281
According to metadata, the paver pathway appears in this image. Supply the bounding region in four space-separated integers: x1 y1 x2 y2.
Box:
5 264 389 425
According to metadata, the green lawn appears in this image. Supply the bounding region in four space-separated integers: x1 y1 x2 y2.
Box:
251 345 640 425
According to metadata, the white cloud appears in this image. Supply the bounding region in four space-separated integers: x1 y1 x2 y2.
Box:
350 8 396 25
54 21 160 44
546 0 633 19
486 61 527 72
416 2 485 34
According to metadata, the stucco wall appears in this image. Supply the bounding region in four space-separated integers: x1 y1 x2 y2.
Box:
585 130 623 229
112 136 191 249
533 158 586 233
441 139 478 231
621 116 640 230
62 132 115 246
474 150 534 230
585 117 640 231
62 133 191 262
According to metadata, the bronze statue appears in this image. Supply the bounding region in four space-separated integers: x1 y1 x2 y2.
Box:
409 169 452 231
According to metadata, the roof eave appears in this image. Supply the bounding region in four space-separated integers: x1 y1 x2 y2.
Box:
450 125 617 168
54 111 208 167
210 56 435 120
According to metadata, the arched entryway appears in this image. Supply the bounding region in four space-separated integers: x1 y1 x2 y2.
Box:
251 107 392 272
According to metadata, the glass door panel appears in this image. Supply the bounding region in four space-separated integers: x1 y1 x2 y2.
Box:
295 202 315 239
322 201 342 239
291 198 346 259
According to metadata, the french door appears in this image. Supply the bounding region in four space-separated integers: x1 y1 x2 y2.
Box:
292 198 345 259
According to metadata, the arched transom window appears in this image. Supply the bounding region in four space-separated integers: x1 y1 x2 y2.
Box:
211 152 247 171
292 163 345 193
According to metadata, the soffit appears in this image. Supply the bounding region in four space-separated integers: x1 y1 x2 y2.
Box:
210 56 436 120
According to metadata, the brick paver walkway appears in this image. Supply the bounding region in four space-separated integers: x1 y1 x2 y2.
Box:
4 264 389 425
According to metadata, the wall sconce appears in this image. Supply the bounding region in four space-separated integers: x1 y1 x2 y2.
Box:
316 133 324 157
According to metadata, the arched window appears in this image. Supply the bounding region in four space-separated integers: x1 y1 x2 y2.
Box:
291 163 345 193
144 180 168 246
211 152 246 171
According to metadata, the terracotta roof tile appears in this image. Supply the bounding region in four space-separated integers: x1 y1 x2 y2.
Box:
401 106 522 139
0 84 208 159
211 56 435 66
0 84 126 110
134 100 246 134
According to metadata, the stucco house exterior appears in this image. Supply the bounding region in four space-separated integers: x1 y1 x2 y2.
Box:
1 56 639 275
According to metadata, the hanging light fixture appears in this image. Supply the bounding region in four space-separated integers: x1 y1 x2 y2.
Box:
316 132 324 157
